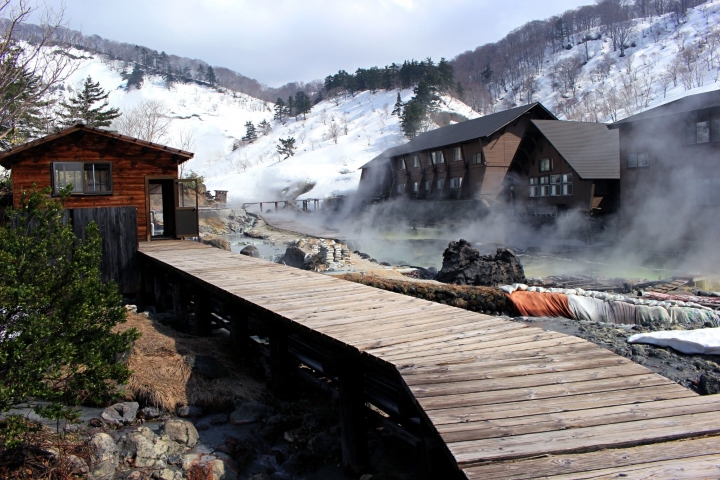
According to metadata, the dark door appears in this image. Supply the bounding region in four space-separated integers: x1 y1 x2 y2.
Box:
175 178 199 238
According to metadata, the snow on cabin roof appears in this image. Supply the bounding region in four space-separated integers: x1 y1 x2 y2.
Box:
531 120 619 180
611 89 720 126
360 102 554 170
0 124 194 169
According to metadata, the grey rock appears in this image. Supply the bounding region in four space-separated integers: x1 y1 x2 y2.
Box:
437 241 526 286
183 453 237 479
279 246 306 268
177 405 203 418
141 406 162 419
101 401 139 425
185 354 230 379
66 454 89 475
163 418 199 447
240 245 260 257
201 235 231 251
88 433 119 480
229 400 272 425
700 372 720 395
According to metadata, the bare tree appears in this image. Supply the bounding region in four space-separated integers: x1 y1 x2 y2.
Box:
0 0 79 146
172 126 196 177
113 99 171 143
327 122 341 144
556 56 582 96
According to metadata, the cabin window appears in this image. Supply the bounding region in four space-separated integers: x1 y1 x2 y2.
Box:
539 176 549 197
424 180 431 191
471 153 483 165
627 152 649 168
412 155 420 168
412 181 418 192
562 173 573 196
397 183 405 193
398 158 405 170
449 177 463 189
686 119 720 144
550 175 561 196
712 119 720 141
53 162 112 195
529 177 538 197
431 151 444 164
436 178 445 190
539 158 552 172
453 147 462 161
697 121 710 143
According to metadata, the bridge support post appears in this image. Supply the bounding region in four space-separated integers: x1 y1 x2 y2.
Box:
172 278 189 331
153 273 169 313
194 293 213 336
141 262 156 306
339 361 369 477
270 327 290 395
230 310 249 361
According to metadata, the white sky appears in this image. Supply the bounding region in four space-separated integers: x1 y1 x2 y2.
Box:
38 0 592 87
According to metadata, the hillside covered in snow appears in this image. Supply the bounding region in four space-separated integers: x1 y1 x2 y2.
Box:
23 1 720 202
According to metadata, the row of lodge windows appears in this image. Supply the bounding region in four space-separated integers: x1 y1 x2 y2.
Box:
685 118 720 145
397 177 464 194
398 148 489 170
529 173 573 197
53 162 112 195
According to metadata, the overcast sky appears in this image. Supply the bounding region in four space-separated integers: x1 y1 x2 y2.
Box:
38 0 592 87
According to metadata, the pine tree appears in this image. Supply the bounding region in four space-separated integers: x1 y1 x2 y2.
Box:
455 81 465 100
197 65 205 81
242 121 257 143
286 95 295 118
391 92 403 116
205 66 216 86
273 98 287 123
400 99 425 139
258 119 272 135
59 76 121 128
126 64 144 90
294 91 312 119
276 137 296 159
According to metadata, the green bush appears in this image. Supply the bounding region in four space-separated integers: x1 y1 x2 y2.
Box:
0 186 139 415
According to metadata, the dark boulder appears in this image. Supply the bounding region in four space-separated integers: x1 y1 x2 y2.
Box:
279 246 307 268
699 372 720 395
436 240 526 286
239 245 260 257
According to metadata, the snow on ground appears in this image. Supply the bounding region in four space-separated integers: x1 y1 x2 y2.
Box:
47 2 720 202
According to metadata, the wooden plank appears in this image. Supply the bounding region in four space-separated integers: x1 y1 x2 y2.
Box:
462 436 720 479
438 395 720 443
424 384 694 426
546 453 720 479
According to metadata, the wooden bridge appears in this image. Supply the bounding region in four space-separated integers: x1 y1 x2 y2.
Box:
139 241 720 479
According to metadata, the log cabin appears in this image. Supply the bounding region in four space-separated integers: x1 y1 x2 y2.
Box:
609 90 720 230
504 120 620 217
357 102 556 203
0 124 197 242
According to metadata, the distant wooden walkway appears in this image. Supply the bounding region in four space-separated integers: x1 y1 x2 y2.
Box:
139 241 720 479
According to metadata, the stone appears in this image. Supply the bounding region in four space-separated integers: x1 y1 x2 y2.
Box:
163 418 199 448
177 405 203 418
436 240 526 286
183 453 238 480
185 354 230 379
208 413 229 425
66 455 89 475
240 245 260 257
229 400 272 425
201 235 231 251
279 246 307 268
141 406 162 419
101 401 139 426
88 433 119 480
699 372 720 395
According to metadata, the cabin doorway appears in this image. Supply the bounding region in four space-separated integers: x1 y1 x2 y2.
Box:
146 176 199 240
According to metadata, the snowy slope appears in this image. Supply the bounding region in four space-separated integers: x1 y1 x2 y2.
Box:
33 2 720 202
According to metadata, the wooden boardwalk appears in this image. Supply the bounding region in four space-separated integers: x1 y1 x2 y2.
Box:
139 241 720 479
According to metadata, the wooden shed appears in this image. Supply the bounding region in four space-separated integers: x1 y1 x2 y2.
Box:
0 124 197 242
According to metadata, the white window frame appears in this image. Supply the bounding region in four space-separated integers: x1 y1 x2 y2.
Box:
431 151 444 164
449 177 463 189
562 173 573 196
412 155 420 168
453 147 462 161
539 158 552 172
436 178 445 190
52 161 113 195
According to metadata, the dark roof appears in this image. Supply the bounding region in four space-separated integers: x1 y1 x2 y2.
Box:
0 124 194 169
532 120 619 179
360 102 554 169
611 89 720 126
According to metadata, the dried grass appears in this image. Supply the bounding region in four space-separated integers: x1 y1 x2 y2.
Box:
114 313 266 412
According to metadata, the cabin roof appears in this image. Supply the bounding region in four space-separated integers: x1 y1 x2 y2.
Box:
611 90 720 126
0 124 194 169
360 102 555 170
531 120 619 180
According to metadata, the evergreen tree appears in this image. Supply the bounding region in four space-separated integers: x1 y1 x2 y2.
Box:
276 137 296 159
314 91 323 105
205 66 216 86
455 81 465 100
59 76 121 128
196 65 205 81
242 121 257 143
258 119 272 135
294 91 312 119
0 59 51 147
400 100 425 139
273 98 287 123
391 92 404 116
125 64 144 90
413 81 440 114
286 95 295 117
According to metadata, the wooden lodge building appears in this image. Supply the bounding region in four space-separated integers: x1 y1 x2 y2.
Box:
0 125 199 293
358 102 620 217
609 90 720 226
